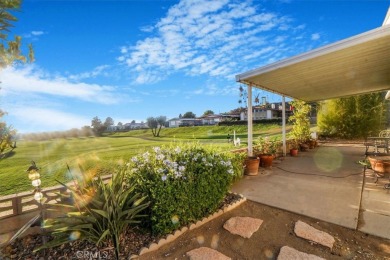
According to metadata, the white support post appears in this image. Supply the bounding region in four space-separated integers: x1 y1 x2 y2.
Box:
247 84 253 157
282 96 286 156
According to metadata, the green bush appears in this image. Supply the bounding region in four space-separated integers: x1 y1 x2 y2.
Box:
288 100 311 143
125 143 243 235
37 167 149 259
317 93 387 139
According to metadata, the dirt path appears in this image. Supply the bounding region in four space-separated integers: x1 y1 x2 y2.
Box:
140 200 390 259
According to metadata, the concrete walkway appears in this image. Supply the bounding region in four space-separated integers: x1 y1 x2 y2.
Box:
232 144 390 239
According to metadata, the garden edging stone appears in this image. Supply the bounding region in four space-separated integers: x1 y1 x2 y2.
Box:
136 193 246 257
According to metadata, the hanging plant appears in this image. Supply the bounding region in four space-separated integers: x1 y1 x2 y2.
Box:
254 93 260 104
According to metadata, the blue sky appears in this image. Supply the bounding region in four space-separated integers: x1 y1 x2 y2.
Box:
1 0 389 133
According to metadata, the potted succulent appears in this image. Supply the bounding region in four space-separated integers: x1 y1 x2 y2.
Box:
254 137 278 167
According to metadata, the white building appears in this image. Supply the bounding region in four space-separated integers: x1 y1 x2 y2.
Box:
200 115 223 125
124 122 148 130
240 102 293 121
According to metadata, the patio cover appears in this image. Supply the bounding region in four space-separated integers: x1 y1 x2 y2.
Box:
236 13 390 156
235 25 390 102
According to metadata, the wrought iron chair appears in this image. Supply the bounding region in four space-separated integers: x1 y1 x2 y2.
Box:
364 130 390 157
377 130 390 152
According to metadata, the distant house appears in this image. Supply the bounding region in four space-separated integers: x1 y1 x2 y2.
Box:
168 118 202 128
179 118 202 127
116 124 126 131
220 112 241 121
106 125 118 132
124 122 148 130
168 118 182 128
199 114 223 125
240 102 293 121
168 113 242 128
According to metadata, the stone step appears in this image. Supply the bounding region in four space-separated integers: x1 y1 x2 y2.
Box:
223 216 263 238
277 246 325 260
186 247 231 260
294 220 335 249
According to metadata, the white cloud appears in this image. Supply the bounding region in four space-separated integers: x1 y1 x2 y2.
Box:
68 65 110 81
31 31 44 36
243 46 275 60
311 33 321 40
24 30 46 39
119 0 311 84
0 66 120 104
189 83 238 97
140 25 154 32
11 107 90 133
0 66 144 132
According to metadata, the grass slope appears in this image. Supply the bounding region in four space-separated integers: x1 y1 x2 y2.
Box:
0 124 284 196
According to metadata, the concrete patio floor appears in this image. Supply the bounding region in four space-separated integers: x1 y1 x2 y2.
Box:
232 143 390 240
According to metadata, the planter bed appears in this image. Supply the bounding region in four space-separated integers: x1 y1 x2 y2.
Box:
1 193 244 259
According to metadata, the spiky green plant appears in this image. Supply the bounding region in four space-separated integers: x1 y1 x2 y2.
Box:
35 166 149 259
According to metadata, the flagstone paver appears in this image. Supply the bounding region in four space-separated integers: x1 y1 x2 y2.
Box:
277 246 325 260
294 220 335 249
186 247 231 260
223 216 263 238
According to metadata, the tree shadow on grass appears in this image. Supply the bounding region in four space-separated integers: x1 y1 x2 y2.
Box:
0 150 16 160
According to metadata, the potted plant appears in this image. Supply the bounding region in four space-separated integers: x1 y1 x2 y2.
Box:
254 137 277 167
288 100 311 152
244 155 260 175
289 139 299 156
308 138 317 149
238 85 264 174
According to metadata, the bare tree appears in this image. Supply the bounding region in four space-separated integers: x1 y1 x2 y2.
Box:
147 116 167 137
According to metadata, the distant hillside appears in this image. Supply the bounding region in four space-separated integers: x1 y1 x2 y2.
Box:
109 124 288 140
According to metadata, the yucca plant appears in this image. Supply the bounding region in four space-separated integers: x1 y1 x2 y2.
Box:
35 166 149 259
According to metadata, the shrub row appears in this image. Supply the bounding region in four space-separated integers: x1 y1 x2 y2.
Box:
125 143 244 235
218 118 282 126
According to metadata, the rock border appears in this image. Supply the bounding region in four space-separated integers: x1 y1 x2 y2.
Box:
132 193 247 258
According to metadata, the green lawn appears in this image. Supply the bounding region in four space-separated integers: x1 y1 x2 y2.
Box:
0 124 285 196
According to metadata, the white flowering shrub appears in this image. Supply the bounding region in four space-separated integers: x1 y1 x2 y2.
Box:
125 143 243 234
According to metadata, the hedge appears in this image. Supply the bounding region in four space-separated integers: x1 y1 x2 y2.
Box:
218 118 282 126
124 143 243 235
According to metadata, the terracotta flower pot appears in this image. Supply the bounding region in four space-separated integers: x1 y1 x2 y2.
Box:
244 156 260 175
368 157 390 173
290 148 298 157
260 154 273 168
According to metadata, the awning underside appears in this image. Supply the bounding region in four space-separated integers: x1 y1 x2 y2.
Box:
236 26 390 102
